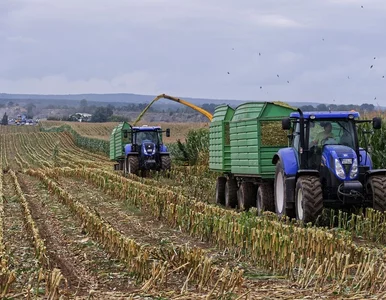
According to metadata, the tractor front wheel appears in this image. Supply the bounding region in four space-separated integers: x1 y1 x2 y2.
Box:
161 155 171 171
125 155 139 176
295 176 323 224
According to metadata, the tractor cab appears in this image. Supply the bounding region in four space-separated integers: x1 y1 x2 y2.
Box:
289 112 360 169
132 126 162 145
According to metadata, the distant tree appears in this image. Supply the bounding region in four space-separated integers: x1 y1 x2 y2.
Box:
91 106 114 122
337 104 349 111
316 104 328 111
26 103 36 118
328 104 338 111
360 103 375 112
79 99 88 113
201 103 219 114
7 101 14 107
1 113 8 125
299 105 315 111
108 115 130 122
47 116 61 121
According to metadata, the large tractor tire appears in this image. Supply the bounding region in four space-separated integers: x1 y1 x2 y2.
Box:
225 178 238 208
295 176 323 224
215 176 227 205
367 176 386 211
274 160 295 218
125 155 139 176
161 155 171 171
237 182 256 211
256 183 275 215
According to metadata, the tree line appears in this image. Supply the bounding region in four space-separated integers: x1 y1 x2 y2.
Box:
299 103 377 112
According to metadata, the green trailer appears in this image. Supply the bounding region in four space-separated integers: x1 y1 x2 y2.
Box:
110 122 132 171
209 102 296 212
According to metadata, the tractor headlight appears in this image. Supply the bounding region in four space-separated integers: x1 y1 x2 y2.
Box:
335 159 346 179
350 158 358 179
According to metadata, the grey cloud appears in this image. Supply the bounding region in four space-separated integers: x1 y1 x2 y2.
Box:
0 0 385 104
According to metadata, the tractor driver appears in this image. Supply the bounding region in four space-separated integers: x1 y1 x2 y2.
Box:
311 122 335 146
136 131 154 144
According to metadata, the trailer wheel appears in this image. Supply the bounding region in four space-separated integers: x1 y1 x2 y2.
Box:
215 177 227 205
225 178 238 208
238 182 256 211
367 176 386 211
274 160 294 218
125 156 139 176
295 176 323 223
256 183 274 215
161 155 171 171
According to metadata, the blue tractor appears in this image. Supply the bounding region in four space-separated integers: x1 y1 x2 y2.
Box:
273 109 386 223
110 123 171 176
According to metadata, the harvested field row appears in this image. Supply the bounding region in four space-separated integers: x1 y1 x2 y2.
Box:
41 120 209 143
1 126 386 298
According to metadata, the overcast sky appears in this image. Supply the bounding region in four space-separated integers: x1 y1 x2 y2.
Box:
1 0 385 104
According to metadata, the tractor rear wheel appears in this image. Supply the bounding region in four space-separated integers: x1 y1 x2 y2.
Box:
215 177 227 205
161 155 171 171
295 176 323 224
238 182 256 211
367 176 386 211
125 155 139 176
274 160 294 218
225 178 238 208
256 183 275 215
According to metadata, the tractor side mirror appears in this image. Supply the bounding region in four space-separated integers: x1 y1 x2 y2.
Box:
282 118 291 130
373 117 382 130
123 130 128 138
166 128 170 137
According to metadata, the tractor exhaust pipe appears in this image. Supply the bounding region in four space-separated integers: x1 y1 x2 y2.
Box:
298 108 307 169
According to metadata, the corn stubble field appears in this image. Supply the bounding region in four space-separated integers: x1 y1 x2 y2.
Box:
1 123 386 299
41 121 209 143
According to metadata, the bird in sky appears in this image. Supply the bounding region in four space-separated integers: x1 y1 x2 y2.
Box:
260 86 262 89
287 81 290 83
259 53 261 56
277 74 280 78
227 72 230 74
370 65 374 68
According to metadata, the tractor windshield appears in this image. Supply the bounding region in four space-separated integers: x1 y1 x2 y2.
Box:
135 131 160 144
309 119 356 149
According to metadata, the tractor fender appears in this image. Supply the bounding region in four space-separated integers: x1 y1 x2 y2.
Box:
160 144 168 152
272 148 298 176
295 169 320 181
364 169 386 183
124 144 139 156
